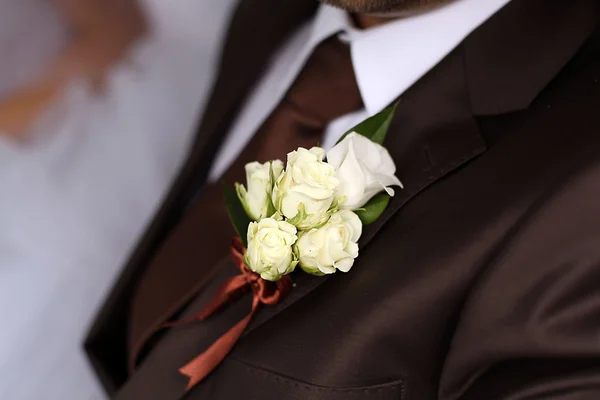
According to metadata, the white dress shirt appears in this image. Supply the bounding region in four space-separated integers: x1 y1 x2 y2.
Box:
209 0 511 181
0 1 237 399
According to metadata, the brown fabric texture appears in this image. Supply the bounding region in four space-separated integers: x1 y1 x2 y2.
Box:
85 0 600 398
127 35 362 371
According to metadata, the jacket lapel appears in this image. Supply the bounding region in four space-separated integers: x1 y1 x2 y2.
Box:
243 0 600 337
85 0 318 394
244 42 486 337
126 0 320 363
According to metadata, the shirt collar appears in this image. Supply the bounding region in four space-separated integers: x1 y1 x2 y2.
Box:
309 0 512 116
308 4 353 47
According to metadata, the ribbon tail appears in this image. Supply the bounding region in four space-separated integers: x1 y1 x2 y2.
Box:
196 275 249 320
179 298 260 390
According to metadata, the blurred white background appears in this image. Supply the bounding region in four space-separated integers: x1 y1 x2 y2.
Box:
0 0 238 399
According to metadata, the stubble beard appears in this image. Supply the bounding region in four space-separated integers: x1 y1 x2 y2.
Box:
319 0 455 15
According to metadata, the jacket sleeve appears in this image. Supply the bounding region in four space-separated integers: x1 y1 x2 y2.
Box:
439 161 600 399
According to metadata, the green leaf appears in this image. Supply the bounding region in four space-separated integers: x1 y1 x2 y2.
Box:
266 161 278 218
223 182 252 247
337 101 399 145
354 193 391 225
235 183 254 220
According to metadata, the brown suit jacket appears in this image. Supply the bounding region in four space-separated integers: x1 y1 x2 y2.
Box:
85 0 600 398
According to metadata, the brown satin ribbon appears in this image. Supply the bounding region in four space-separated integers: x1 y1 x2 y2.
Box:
158 237 293 390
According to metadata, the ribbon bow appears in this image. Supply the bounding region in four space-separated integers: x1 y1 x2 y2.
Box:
172 237 293 390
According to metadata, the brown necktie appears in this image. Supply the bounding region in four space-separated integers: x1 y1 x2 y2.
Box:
128 35 363 370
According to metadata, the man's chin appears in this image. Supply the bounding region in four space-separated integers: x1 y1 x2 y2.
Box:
319 0 409 13
319 0 454 15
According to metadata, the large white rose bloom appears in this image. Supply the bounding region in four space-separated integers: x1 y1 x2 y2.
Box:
327 132 403 210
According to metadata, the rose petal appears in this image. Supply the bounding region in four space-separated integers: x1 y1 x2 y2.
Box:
334 257 355 273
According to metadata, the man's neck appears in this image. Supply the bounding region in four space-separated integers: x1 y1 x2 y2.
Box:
352 13 391 29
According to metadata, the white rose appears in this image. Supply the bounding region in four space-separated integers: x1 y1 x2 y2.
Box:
237 160 284 220
295 210 362 275
327 132 403 210
272 147 339 230
245 218 298 281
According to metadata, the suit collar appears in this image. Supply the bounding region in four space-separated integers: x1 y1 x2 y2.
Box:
465 0 600 115
314 0 512 116
197 0 600 193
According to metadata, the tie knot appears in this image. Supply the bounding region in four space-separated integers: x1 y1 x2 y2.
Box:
285 35 363 128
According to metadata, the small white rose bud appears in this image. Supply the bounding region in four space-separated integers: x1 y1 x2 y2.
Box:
295 210 362 275
237 160 284 220
327 132 403 210
272 147 339 230
246 218 298 281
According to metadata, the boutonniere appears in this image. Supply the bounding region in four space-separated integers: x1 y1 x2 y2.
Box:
174 104 402 390
226 103 403 281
